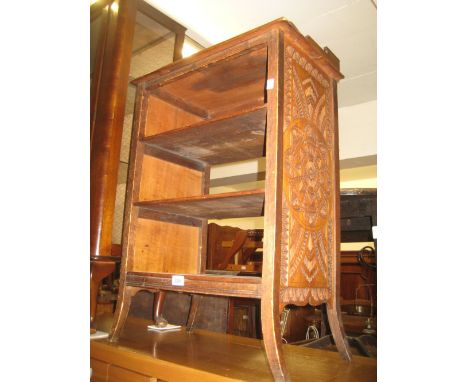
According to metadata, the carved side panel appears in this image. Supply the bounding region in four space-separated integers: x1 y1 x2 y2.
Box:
280 42 335 306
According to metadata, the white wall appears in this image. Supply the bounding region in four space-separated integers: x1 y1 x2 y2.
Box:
338 100 377 160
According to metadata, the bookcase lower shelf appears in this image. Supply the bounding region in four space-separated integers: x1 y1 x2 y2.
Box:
125 272 262 298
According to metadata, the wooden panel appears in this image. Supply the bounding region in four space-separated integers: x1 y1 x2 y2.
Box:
227 298 261 338
135 189 265 219
340 251 376 302
90 0 137 261
280 39 339 306
108 365 156 382
138 155 203 201
149 46 267 116
126 272 262 298
340 189 377 242
144 95 204 136
131 218 199 274
91 358 109 382
143 105 267 165
206 223 242 270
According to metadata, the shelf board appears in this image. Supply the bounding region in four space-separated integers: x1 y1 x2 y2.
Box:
126 272 262 298
135 189 265 219
142 105 266 165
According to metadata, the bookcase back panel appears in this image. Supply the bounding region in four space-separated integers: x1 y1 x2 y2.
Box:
144 95 205 136
280 40 335 305
138 155 203 201
131 218 199 274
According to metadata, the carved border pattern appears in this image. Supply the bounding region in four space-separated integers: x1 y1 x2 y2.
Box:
280 44 334 306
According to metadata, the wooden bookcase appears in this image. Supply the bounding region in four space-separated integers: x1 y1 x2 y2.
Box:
110 19 351 381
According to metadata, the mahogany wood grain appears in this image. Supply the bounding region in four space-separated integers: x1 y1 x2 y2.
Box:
90 0 137 260
90 0 136 328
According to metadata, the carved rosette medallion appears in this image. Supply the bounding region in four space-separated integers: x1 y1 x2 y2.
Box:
280 44 335 306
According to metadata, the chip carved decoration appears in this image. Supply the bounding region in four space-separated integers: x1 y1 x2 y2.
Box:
280 44 335 306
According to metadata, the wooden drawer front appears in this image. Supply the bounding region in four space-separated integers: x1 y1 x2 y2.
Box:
108 365 156 382
91 358 109 382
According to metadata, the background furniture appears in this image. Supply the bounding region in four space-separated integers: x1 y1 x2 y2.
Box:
340 188 377 244
340 189 377 336
109 19 350 381
207 223 263 272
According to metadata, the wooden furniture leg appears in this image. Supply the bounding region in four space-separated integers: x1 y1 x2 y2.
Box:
186 294 202 333
153 290 166 321
90 260 115 327
326 302 352 361
319 303 328 338
261 299 289 382
109 286 139 342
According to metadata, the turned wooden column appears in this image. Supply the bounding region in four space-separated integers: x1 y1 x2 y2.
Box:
90 0 137 325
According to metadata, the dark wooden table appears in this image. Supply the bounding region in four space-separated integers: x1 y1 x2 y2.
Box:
91 314 376 381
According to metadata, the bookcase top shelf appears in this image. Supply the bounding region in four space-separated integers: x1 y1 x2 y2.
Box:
142 105 267 165
135 189 265 219
144 45 268 118
132 19 342 88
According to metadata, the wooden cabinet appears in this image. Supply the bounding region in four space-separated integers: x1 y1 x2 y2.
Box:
110 19 351 381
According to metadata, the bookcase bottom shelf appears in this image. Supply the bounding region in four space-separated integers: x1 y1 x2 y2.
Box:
126 272 262 298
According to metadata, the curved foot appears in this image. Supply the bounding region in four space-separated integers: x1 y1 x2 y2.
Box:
326 303 352 361
261 299 290 382
109 286 139 342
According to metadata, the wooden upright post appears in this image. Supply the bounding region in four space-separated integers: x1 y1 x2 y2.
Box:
90 0 137 326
